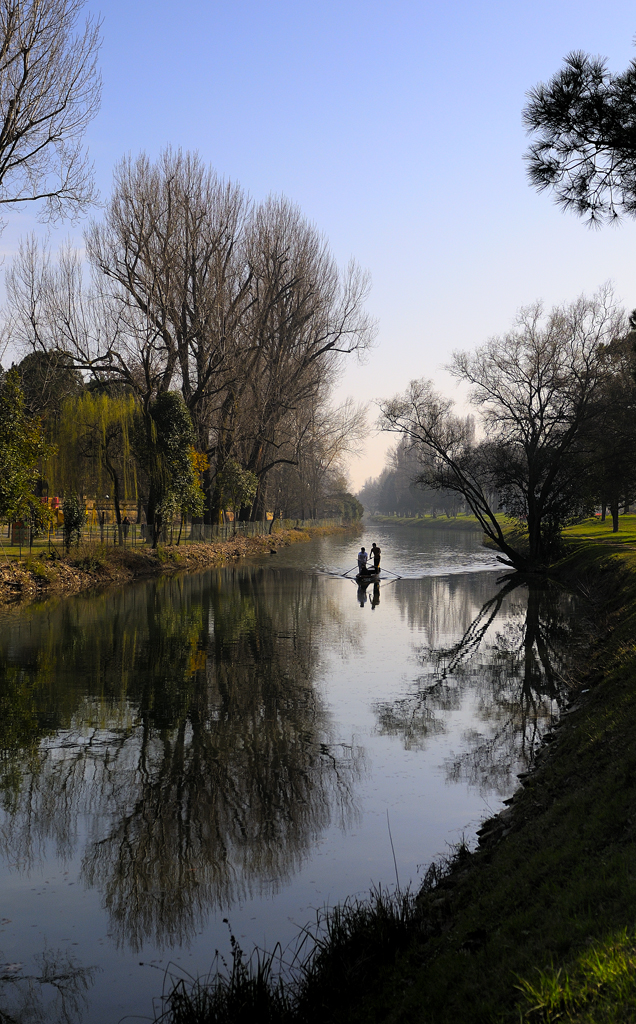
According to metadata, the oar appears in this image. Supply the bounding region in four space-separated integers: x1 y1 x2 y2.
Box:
341 565 358 576
380 567 402 578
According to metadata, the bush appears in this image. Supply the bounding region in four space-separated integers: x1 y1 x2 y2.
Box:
62 493 86 552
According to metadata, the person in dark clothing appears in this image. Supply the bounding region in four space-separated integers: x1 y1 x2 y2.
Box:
370 542 381 570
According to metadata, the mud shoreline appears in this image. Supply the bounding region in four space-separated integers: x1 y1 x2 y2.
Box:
0 524 354 605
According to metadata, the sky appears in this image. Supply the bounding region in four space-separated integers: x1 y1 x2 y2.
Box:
2 0 636 489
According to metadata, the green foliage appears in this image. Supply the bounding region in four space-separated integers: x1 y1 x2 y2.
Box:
62 492 85 552
53 390 137 501
24 555 50 580
154 546 183 565
0 368 54 531
329 490 363 521
217 459 258 520
134 392 206 542
70 545 107 572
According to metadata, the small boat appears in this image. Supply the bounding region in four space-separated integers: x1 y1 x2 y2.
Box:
355 570 381 584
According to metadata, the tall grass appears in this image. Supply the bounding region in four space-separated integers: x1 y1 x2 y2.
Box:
154 888 421 1024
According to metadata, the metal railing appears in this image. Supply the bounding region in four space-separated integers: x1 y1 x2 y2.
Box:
3 517 346 554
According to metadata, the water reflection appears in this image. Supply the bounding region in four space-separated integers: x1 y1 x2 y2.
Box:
353 579 382 610
374 578 583 793
0 569 363 952
0 947 96 1024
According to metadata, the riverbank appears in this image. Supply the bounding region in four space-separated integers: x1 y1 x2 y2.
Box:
154 522 636 1023
0 522 355 605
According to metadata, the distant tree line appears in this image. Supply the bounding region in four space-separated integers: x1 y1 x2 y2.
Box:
357 439 469 519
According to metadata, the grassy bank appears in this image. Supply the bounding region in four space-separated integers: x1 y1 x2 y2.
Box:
368 542 636 1023
153 522 636 1024
0 521 356 605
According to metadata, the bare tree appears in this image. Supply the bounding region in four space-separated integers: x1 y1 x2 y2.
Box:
0 0 101 227
288 396 367 518
225 196 375 519
4 234 157 402
85 148 252 435
380 288 625 570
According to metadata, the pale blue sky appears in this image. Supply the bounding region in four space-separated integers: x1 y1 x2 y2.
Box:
3 0 636 486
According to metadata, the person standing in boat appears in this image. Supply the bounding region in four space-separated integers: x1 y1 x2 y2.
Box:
357 546 369 575
370 542 381 571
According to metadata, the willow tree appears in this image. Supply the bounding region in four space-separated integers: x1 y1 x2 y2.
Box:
52 391 137 541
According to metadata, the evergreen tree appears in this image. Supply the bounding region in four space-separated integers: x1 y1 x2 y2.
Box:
0 369 54 534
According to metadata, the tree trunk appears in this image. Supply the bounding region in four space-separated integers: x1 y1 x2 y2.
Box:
611 498 619 533
249 477 268 521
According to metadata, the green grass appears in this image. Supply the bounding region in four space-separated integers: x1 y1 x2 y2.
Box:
563 513 636 548
515 928 636 1023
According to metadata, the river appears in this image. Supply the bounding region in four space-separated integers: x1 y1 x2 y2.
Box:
0 524 580 1023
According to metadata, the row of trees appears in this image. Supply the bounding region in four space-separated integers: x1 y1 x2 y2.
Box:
0 342 364 546
0 149 371 538
358 439 469 518
0 1 368 543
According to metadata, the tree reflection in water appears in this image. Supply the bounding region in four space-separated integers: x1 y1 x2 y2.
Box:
0 947 97 1024
0 568 363 952
374 576 586 794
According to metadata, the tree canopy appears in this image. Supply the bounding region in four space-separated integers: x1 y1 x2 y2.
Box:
524 50 636 224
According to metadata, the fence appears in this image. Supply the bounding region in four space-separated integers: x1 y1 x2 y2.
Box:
2 517 345 554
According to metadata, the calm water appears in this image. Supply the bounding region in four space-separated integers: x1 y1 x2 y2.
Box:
0 525 580 1023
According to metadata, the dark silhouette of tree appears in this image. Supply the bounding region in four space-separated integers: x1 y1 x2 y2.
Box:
15 350 82 422
380 289 624 570
524 50 636 224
